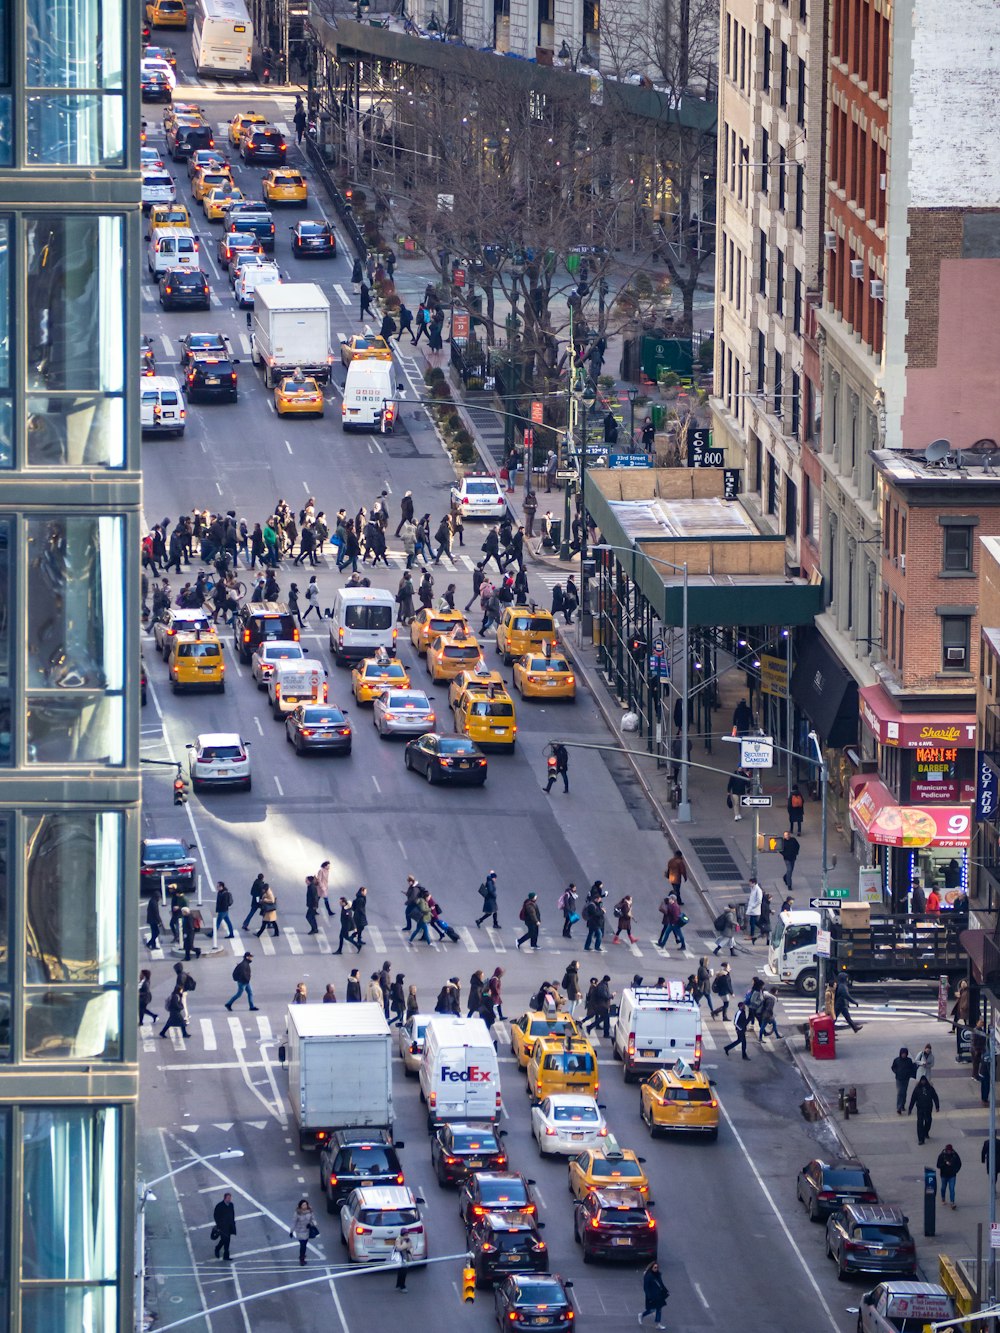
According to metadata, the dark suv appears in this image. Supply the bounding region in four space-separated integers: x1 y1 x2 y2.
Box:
226 202 276 251
468 1213 548 1287
240 125 286 164
234 601 298 663
572 1188 657 1263
185 351 239 402
796 1158 879 1222
169 122 216 161
159 267 210 311
318 1130 405 1214
825 1204 916 1280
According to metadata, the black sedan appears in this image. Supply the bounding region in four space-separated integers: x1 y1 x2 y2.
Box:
460 1171 537 1226
140 836 197 895
796 1158 879 1222
285 704 352 754
141 70 172 102
179 331 227 368
493 1274 574 1332
404 733 487 786
159 267 210 310
431 1122 507 1187
290 219 336 257
469 1213 548 1287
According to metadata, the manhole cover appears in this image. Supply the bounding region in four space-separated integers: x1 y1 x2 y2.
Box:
689 836 743 882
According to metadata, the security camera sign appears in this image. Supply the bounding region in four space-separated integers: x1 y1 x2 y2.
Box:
740 737 774 768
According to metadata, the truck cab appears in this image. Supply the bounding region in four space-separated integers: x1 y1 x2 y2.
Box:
764 910 820 996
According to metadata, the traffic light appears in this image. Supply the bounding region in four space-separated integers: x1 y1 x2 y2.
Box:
461 1264 476 1303
629 633 647 662
173 776 188 806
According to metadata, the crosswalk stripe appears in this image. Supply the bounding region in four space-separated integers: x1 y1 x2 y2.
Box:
485 927 506 953
368 925 386 953
257 1014 272 1041
259 932 275 956
286 928 303 955
457 926 478 954
170 1029 186 1050
239 334 252 355
200 1018 217 1051
701 1028 717 1050
333 283 351 306
228 1016 246 1050
162 335 175 357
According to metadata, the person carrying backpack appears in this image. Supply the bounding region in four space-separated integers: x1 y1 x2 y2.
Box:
612 894 636 945
787 784 805 834
558 883 579 938
712 904 738 956
225 953 257 1011
516 892 541 950
710 961 734 1020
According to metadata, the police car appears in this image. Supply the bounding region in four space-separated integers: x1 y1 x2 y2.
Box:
451 471 507 519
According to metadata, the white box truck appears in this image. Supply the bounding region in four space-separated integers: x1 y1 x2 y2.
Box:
284 1002 393 1150
419 1015 502 1129
252 282 333 388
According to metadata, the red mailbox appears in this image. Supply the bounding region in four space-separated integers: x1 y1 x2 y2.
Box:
809 1013 836 1060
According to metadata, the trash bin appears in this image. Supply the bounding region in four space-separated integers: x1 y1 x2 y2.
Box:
547 518 562 551
809 1014 836 1060
651 403 666 430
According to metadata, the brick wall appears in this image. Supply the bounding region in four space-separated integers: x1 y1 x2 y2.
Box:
903 209 963 370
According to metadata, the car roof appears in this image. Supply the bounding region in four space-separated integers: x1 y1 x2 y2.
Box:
521 1011 574 1024
443 1121 498 1134
195 732 243 746
167 608 209 620
544 1093 600 1107
532 1033 591 1053
588 1187 647 1207
813 1157 869 1171
141 836 188 848
259 640 303 653
351 1186 415 1207
329 1127 393 1146
507 1274 566 1293
659 1065 710 1087
839 1204 907 1223
173 629 221 643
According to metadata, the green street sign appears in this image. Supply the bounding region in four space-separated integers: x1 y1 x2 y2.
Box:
826 887 850 899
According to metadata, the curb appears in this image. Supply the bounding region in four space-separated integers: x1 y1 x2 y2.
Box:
783 1032 858 1157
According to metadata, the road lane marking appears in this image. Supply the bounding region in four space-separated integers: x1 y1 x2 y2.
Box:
285 440 292 453
693 1281 709 1310
371 775 381 793
259 932 275 956
368 925 385 952
162 335 175 356
228 1016 246 1050
458 926 478 954
239 334 251 354
253 716 263 735
200 1018 217 1050
274 775 284 796
286 928 303 955
333 283 351 305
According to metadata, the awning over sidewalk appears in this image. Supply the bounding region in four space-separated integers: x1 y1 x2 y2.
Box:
789 629 859 748
859 683 977 750
848 774 973 848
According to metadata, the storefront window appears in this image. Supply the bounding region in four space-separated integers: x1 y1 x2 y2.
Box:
24 812 121 1060
21 1107 119 1325
23 218 125 466
25 516 126 764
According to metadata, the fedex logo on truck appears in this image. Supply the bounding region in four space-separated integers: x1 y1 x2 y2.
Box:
441 1064 493 1083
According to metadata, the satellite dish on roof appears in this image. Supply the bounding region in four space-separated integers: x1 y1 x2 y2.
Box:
971 438 998 454
924 438 951 465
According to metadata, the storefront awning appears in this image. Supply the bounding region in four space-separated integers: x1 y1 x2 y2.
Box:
789 629 859 748
848 774 972 847
859 683 977 750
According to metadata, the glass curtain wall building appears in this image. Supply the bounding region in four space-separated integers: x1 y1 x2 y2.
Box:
0 0 142 1326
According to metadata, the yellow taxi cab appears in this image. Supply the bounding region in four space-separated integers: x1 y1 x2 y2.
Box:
567 1142 650 1201
351 650 410 703
409 607 468 655
640 1061 719 1140
510 1011 579 1069
164 102 206 133
274 373 325 417
146 0 188 28
166 630 225 693
229 111 267 147
191 164 234 202
526 1034 599 1103
204 186 245 221
426 629 482 683
452 684 516 751
148 203 192 232
340 333 393 367
496 605 557 664
262 169 308 205
513 648 576 701
448 663 505 709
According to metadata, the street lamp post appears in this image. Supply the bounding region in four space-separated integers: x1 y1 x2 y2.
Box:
136 1149 245 1333
626 384 638 449
592 543 691 822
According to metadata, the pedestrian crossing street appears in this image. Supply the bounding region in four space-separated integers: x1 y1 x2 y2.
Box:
147 921 701 965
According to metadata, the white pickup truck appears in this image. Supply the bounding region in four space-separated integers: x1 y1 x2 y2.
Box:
857 1281 956 1333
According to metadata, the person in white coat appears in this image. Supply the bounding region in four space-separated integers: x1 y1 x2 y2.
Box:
745 877 763 944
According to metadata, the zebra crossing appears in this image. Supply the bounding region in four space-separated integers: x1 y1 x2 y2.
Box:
777 996 938 1026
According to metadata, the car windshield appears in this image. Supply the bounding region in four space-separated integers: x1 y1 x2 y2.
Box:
367 662 405 677
143 843 186 862
591 1159 641 1178
439 738 477 754
853 1225 908 1244
172 272 203 286
357 1208 417 1227
466 481 498 495
664 1086 712 1102
284 379 315 392
428 618 458 634
177 642 219 658
552 1105 598 1122
338 1147 394 1173
387 693 427 708
274 175 301 185
301 223 328 236
494 1230 534 1250
264 644 303 659
598 1206 648 1225
201 745 242 761
470 700 513 717
451 1129 493 1151
187 335 222 351
444 645 478 658
514 1283 564 1306
345 605 392 630
530 1019 574 1036
825 1167 870 1189
533 657 569 671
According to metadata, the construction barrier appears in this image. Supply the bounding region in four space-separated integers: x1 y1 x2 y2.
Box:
939 1253 978 1318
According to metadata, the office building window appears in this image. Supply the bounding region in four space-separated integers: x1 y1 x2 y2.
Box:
756 329 765 393
780 41 788 106
762 27 771 92
23 811 122 1061
795 163 804 229
24 216 125 467
943 525 974 573
797 58 806 125
767 453 778 514
941 616 971 672
793 268 802 334
758 229 767 295
777 147 786 211
775 249 785 314
790 371 801 437
773 349 783 417
785 475 797 538
760 128 769 193
25 0 124 165
25 516 126 764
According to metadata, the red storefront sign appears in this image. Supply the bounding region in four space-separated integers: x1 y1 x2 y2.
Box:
849 775 972 848
858 684 977 750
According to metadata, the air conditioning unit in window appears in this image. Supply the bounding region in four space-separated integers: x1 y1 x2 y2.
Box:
880 173 887 190
824 230 837 251
850 259 865 279
870 279 885 300
946 647 967 663
985 673 994 691
899 554 905 571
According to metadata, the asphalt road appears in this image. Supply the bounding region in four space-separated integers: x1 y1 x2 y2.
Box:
138 55 863 1333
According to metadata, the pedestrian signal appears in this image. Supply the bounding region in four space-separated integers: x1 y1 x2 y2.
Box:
173 776 188 806
629 634 646 659
756 833 781 852
461 1264 476 1302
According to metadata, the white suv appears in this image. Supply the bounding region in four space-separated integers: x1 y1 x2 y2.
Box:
186 732 251 792
451 471 507 519
340 1186 427 1263
250 639 305 687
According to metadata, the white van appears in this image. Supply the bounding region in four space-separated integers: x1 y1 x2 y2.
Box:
419 1015 502 1129
328 587 396 665
267 657 327 717
147 227 199 279
236 260 281 309
612 983 703 1080
342 358 401 433
140 375 187 436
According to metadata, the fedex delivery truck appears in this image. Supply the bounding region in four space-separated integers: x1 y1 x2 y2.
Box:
418 1015 501 1129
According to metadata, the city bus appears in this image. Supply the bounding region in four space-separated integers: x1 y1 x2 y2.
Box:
192 0 253 76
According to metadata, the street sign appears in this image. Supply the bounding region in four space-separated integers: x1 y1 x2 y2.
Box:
555 469 576 481
531 400 544 424
740 736 774 768
609 453 651 468
652 637 664 655
723 467 741 500
816 929 832 957
809 897 847 909
647 655 669 679
824 887 850 900
741 795 772 807
451 311 470 339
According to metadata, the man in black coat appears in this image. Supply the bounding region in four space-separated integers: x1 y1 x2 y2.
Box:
908 1074 940 1145
213 1192 237 1260
351 887 369 949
